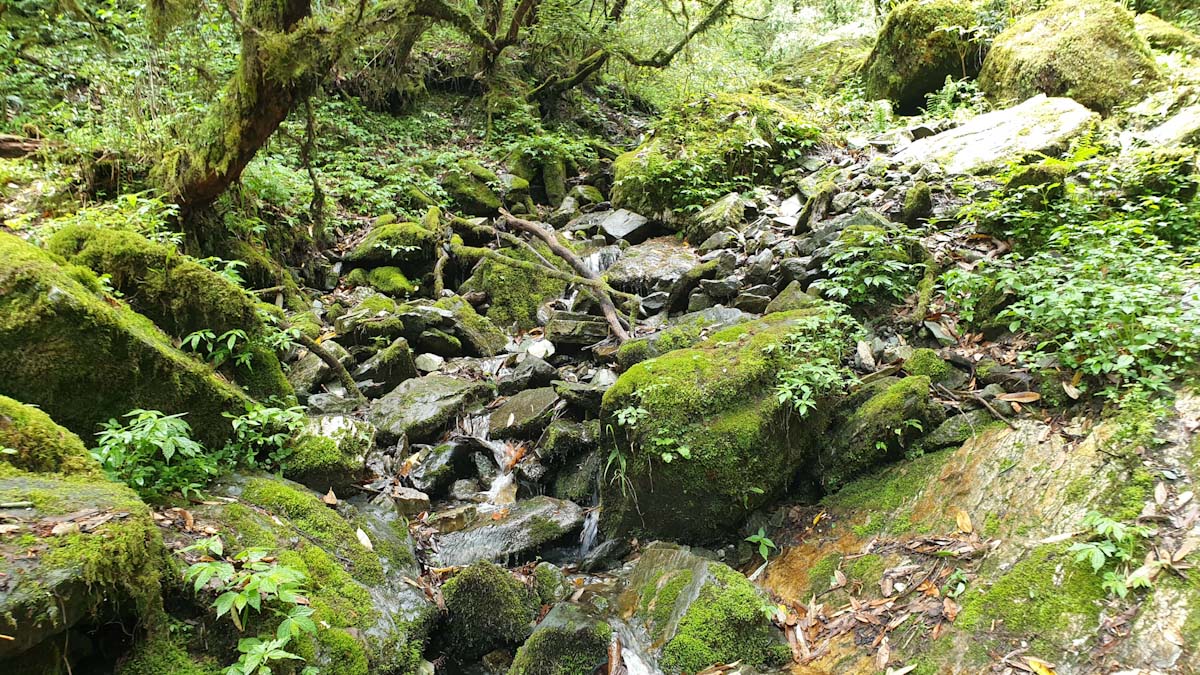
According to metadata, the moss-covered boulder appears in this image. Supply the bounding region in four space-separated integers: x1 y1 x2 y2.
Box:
0 233 247 447
509 603 612 675
1136 13 1200 55
615 307 752 370
861 0 980 114
622 543 789 674
441 560 538 660
770 35 873 95
47 224 292 400
0 470 167 665
600 306 857 542
189 474 434 675
458 242 568 331
345 219 436 265
368 374 494 445
979 0 1159 114
612 93 821 220
345 266 417 296
442 159 503 216
0 395 99 475
284 415 377 493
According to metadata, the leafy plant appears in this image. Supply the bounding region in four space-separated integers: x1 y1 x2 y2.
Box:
768 307 861 416
921 75 988 120
746 527 777 562
1068 511 1153 598
811 226 926 305
183 328 254 370
92 410 218 501
942 567 968 598
223 402 306 471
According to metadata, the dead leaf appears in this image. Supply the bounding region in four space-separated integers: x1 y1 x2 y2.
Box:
942 597 959 622
491 508 511 521
0 524 21 535
886 667 917 675
1024 656 1057 675
50 522 79 536
876 637 891 670
812 511 826 526
356 528 373 551
323 489 339 506
955 509 973 534
1062 380 1081 400
1178 491 1194 507
1156 482 1168 506
998 391 1041 403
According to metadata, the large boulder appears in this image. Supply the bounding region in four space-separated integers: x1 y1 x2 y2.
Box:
0 233 247 447
458 243 567 331
861 0 981 114
434 495 585 566
0 395 99 476
619 543 790 674
508 603 612 675
893 95 1098 174
979 0 1159 114
1136 13 1200 56
369 374 494 445
47 224 292 400
440 560 538 660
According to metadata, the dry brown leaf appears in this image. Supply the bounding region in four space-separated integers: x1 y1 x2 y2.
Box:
1156 482 1168 506
876 637 891 670
833 569 847 589
1062 380 1081 400
50 522 79 536
998 391 1041 403
942 597 959 622
323 489 339 506
955 509 973 534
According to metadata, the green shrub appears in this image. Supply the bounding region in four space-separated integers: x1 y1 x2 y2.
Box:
92 409 218 501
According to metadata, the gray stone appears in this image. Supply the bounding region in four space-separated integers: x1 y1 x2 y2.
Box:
410 441 473 496
498 354 557 395
699 277 740 301
698 229 737 254
606 237 701 294
388 486 431 516
732 292 772 314
537 419 600 464
554 380 607 415
306 392 359 415
765 280 820 314
369 374 494 444
567 209 651 242
434 496 585 566
288 340 353 398
568 184 605 205
353 337 417 394
545 311 610 346
285 415 376 492
414 353 444 372
450 479 482 501
687 292 716 312
489 387 560 440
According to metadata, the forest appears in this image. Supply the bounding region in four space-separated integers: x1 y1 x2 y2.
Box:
3 0 1200 673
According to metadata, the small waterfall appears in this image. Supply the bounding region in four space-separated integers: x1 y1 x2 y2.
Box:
483 471 516 506
611 621 661 675
579 508 600 557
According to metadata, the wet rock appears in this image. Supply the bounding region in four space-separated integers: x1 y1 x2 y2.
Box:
498 354 557 395
370 374 494 444
509 603 612 675
578 537 631 573
435 496 585 566
553 380 607 415
606 237 701 294
619 542 790 673
568 209 651 243
353 337 417 393
285 415 376 492
551 450 601 502
490 388 560 440
893 95 1098 175
450 478 483 501
289 340 353 398
410 441 474 496
545 310 609 346
537 419 600 464
428 504 479 534
305 392 359 415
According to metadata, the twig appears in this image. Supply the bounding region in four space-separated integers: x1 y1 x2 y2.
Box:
298 334 365 403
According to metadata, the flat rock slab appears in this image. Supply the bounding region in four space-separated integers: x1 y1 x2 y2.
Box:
369 374 493 445
605 236 701 294
434 495 584 566
1141 104 1200 147
567 209 650 242
489 387 559 440
893 95 1098 175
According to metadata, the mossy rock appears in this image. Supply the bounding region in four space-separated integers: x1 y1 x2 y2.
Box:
344 266 417 296
600 305 856 542
0 395 99 476
615 307 752 370
191 474 432 675
508 603 612 675
612 93 821 219
769 35 873 95
0 233 247 448
441 560 539 660
284 415 376 493
979 0 1159 115
0 470 168 664
432 295 508 356
1136 13 1200 56
860 0 981 114
623 543 790 674
47 224 292 400
442 159 503 216
115 635 220 675
458 241 568 331
345 221 436 265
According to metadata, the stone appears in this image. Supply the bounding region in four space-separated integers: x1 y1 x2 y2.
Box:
592 209 651 242
417 328 462 357
699 277 740 301
688 192 745 242
980 0 1158 114
285 415 377 492
370 374 494 445
1142 104 1200 147
548 195 580 228
435 496 585 566
410 441 474 496
745 248 774 284
509 603 612 675
687 292 715 312
489 387 560 440
427 504 480 534
698 229 737 254
498 354 557 395
893 95 1098 175
450 478 483 501
289 340 353 398
554 380 608 415
388 486 431 516
537 419 600 464
765 280 820 314
414 353 445 372
306 392 359 415
1136 12 1200 56
569 184 605 204
551 450 601 503
545 311 610 346
352 337 417 393
605 237 701 294
732 292 772 314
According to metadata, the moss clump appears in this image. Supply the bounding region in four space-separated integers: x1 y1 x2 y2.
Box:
612 92 821 218
458 242 567 331
659 566 791 674
432 295 508 356
442 561 538 659
345 266 417 296
957 545 1105 657
904 348 951 380
824 449 951 536
979 0 1159 114
283 433 365 492
290 310 323 340
860 0 980 114
0 233 247 448
440 159 502 216
345 221 435 264
47 224 292 400
903 181 933 225
509 604 612 675
532 562 566 606
1135 13 1200 56
0 395 99 475
116 636 218 675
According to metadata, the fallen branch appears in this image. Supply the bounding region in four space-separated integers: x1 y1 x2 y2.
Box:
500 209 630 341
0 135 41 158
298 334 365 403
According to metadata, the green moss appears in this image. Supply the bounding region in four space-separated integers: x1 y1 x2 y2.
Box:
345 222 435 264
660 566 790 674
508 605 611 675
441 159 502 216
238 477 384 584
284 434 362 488
861 0 980 113
46 224 292 400
957 545 1105 656
432 295 508 356
824 449 950 535
345 266 417 296
459 241 567 331
116 635 219 675
290 311 323 340
1107 466 1154 522
532 563 565 606
1136 13 1200 55
442 561 538 659
903 181 933 225
807 553 842 596
0 233 247 448
0 395 99 475
979 0 1159 114
904 348 951 380
847 554 886 587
